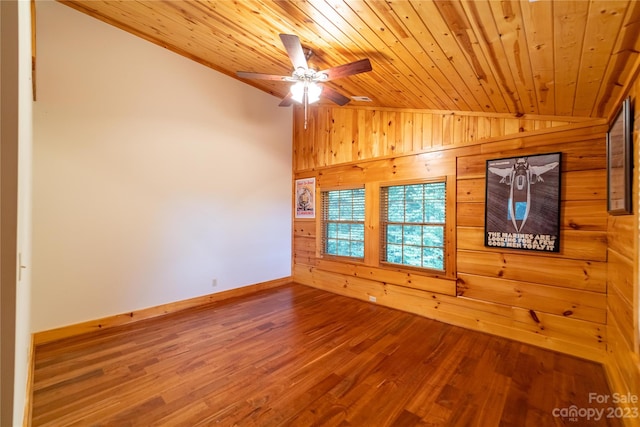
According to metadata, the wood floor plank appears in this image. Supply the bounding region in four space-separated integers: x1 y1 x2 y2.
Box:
32 284 621 426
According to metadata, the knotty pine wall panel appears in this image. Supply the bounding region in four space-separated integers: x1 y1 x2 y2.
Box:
293 106 618 362
292 107 590 171
455 251 606 293
454 131 610 362
605 76 639 416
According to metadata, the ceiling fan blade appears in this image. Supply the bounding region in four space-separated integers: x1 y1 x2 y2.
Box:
279 93 294 107
322 86 351 106
279 34 308 70
236 71 289 81
319 58 372 81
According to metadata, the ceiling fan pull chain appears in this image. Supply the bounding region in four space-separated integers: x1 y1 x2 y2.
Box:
304 87 309 129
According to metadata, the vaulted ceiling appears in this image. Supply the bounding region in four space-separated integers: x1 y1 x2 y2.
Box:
59 0 640 119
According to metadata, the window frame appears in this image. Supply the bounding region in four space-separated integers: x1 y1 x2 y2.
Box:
379 178 448 274
319 186 366 261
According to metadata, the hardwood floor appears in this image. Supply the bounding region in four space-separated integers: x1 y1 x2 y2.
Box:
32 284 621 426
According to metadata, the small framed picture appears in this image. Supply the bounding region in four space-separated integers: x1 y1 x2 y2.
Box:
295 177 316 219
607 96 633 215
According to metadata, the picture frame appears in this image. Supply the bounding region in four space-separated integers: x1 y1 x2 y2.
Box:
484 152 562 253
295 177 316 219
607 96 633 215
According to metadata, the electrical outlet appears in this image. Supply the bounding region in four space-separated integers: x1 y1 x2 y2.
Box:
368 295 377 303
212 278 217 288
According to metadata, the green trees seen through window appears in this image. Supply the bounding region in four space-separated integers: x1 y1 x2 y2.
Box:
321 182 446 272
382 182 446 270
323 188 365 258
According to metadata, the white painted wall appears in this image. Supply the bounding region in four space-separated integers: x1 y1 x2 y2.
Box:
32 1 293 332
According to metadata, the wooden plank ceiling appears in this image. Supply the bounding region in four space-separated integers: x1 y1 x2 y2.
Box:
59 0 640 119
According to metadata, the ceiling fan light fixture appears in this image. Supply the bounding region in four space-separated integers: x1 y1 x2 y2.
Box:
308 82 323 103
290 81 305 103
290 81 323 104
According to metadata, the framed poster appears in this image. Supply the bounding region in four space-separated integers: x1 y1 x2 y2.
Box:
295 177 316 218
607 96 633 215
484 152 561 252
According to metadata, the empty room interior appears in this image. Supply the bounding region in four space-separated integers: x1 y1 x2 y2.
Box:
2 0 640 425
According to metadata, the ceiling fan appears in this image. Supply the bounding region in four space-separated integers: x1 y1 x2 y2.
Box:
236 34 373 129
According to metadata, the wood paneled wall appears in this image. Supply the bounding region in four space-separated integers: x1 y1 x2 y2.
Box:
293 107 594 171
293 105 613 363
605 76 640 417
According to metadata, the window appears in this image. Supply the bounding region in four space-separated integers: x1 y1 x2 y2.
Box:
381 182 446 270
322 188 365 258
